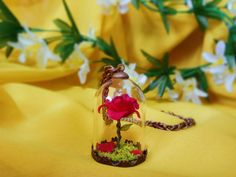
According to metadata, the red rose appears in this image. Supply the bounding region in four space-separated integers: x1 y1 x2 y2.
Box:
97 141 116 153
131 149 142 155
98 94 140 120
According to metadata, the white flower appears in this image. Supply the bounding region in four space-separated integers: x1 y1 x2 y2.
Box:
175 71 208 104
166 88 179 101
212 73 225 84
122 60 147 94
223 67 236 92
97 0 131 14
227 0 236 15
119 0 131 14
123 62 147 85
87 26 96 40
185 0 193 8
67 43 91 84
202 40 227 74
8 26 59 67
8 26 60 68
202 40 236 93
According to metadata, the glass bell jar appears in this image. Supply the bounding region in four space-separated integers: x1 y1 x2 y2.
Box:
91 64 147 167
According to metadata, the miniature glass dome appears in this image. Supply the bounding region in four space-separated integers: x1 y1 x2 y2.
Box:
91 65 147 167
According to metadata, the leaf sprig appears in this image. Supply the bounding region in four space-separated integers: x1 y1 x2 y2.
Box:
142 50 210 97
0 0 23 57
131 0 233 33
94 37 123 67
225 25 236 68
131 0 235 69
180 64 210 93
0 0 232 100
51 0 84 61
190 0 233 30
132 0 178 33
142 50 175 96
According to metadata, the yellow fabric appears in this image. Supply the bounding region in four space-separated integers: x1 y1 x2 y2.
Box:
0 1 236 177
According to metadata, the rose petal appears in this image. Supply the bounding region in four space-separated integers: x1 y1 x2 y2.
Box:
107 109 128 120
131 149 142 155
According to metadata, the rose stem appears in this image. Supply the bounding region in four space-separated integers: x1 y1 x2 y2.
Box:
116 120 122 147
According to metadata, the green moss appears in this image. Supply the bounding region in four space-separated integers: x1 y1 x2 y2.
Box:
98 142 139 161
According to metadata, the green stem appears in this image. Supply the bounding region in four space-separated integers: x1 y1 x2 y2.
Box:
83 36 97 44
116 120 122 147
177 10 192 14
142 2 159 12
44 36 62 43
29 27 61 33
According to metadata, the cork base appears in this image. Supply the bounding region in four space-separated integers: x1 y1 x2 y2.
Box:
91 145 147 167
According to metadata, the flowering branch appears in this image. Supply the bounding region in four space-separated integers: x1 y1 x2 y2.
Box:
142 51 175 96
142 50 209 103
0 0 23 57
0 0 235 102
130 0 234 33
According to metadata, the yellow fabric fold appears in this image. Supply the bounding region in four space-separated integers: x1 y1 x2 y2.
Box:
0 83 236 177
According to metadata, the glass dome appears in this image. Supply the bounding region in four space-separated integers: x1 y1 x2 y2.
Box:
91 65 147 167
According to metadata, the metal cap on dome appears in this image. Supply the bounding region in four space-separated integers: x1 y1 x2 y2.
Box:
112 71 129 79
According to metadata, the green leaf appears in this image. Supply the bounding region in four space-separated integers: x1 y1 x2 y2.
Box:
53 18 71 32
0 37 13 47
131 0 140 9
157 75 168 97
162 53 169 70
141 50 161 67
44 36 62 44
143 77 159 93
164 7 177 15
180 68 198 78
152 0 170 33
110 38 121 62
0 21 22 50
60 43 74 62
225 25 236 68
0 21 22 34
226 55 235 69
120 124 133 131
100 58 120 67
192 0 232 30
143 52 175 96
168 66 176 75
160 12 170 33
54 41 75 61
95 37 113 57
0 0 20 24
0 43 5 49
180 64 210 79
180 65 209 94
166 76 174 89
54 40 72 53
206 0 221 6
195 14 208 30
95 37 121 63
198 71 208 93
5 45 13 57
62 0 80 36
192 0 204 7
145 68 164 77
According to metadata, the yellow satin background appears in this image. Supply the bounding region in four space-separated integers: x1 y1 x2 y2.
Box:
0 1 236 177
